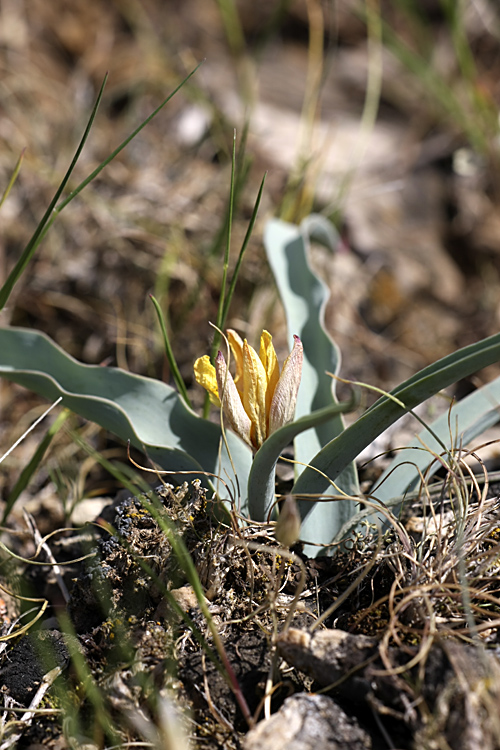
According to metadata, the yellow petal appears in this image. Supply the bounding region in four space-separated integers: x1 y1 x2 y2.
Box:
242 339 268 449
269 335 303 434
227 329 245 390
214 351 252 447
259 330 280 420
193 355 221 407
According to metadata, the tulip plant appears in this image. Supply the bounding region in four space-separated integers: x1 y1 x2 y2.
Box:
2 73 500 556
2 213 500 557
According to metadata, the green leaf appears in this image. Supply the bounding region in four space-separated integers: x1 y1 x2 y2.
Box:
0 328 252 507
371 375 500 508
264 217 345 464
264 215 359 554
247 393 359 521
292 331 500 551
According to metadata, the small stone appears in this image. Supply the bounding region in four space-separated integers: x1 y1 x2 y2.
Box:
277 627 378 698
243 693 371 750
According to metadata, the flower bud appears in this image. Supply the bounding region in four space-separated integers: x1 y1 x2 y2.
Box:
275 495 301 547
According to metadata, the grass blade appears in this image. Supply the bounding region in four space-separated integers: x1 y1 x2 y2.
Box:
150 294 191 407
212 130 237 359
52 63 203 219
0 63 203 311
221 171 266 326
3 409 70 524
0 75 108 310
0 148 25 211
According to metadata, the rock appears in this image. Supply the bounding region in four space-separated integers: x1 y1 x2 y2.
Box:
243 693 371 750
277 627 378 699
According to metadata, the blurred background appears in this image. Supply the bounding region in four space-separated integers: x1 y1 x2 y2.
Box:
1 0 500 518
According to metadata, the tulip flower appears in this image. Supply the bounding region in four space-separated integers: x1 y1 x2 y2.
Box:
194 330 303 450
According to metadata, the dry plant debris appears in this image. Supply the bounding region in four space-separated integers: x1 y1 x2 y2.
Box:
0 467 498 748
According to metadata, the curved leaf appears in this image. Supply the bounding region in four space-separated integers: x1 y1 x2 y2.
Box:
372 375 500 508
247 393 359 521
264 215 359 555
292 331 500 550
264 217 345 466
0 328 252 506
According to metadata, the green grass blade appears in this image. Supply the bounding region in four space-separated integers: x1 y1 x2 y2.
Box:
3 409 70 524
143 491 253 726
64 434 223 666
215 0 246 56
53 63 203 220
0 148 25 211
221 171 266 327
0 63 203 312
212 130 237 358
203 131 256 419
0 76 108 310
150 294 191 407
382 21 489 153
56 612 121 746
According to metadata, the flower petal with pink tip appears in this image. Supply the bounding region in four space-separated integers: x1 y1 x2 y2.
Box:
269 335 303 435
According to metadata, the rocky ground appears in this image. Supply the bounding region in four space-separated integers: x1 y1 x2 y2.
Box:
1 476 499 749
1 1 500 747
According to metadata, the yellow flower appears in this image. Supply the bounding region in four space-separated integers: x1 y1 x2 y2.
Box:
194 330 303 450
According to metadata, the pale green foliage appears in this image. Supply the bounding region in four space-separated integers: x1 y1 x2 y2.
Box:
0 67 499 556
264 216 500 553
2 217 500 557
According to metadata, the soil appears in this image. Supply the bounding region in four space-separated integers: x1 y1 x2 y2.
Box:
0 478 499 749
